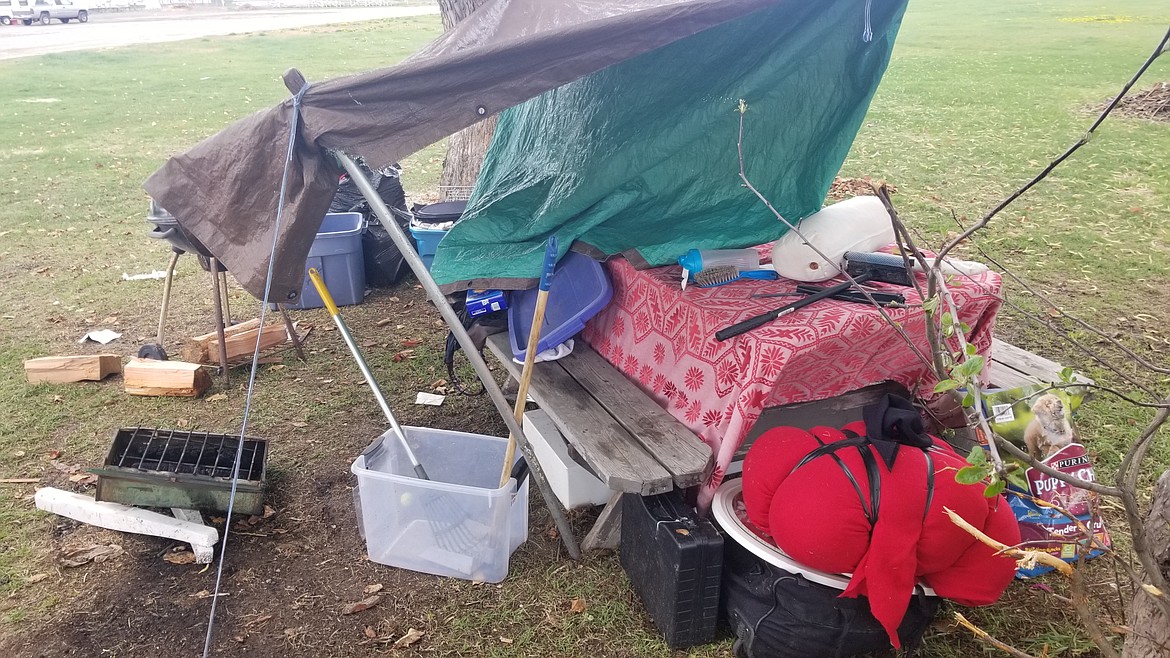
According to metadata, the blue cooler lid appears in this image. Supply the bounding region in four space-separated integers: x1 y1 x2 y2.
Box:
508 251 612 361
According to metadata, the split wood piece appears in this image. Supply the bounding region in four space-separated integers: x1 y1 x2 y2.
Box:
1 478 40 484
24 354 121 384
180 319 289 365
123 359 211 397
34 487 218 564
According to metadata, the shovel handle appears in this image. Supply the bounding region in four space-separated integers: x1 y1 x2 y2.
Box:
308 268 340 316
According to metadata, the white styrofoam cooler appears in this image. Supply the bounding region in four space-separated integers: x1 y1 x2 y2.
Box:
351 427 528 583
523 409 612 509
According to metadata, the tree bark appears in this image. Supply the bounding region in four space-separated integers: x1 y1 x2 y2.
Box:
436 0 497 196
1125 469 1170 657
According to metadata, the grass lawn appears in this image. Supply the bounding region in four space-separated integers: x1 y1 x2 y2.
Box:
0 1 1168 656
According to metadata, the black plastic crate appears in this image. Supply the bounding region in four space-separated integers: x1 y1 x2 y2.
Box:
619 491 723 648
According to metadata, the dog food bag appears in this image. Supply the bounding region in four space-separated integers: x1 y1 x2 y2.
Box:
981 383 1109 578
1006 443 1112 578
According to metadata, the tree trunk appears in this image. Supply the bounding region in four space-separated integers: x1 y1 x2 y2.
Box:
1125 469 1170 657
436 0 497 196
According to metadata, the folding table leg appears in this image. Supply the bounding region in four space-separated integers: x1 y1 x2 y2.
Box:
208 257 230 383
582 492 624 551
278 305 307 362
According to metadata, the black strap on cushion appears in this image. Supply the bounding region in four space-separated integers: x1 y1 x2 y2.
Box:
790 434 879 527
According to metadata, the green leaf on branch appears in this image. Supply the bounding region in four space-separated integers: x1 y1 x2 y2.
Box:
965 343 977 356
984 478 1007 498
922 296 940 314
966 448 987 466
934 379 961 393
955 466 986 485
1060 366 1075 384
956 355 986 379
962 391 975 408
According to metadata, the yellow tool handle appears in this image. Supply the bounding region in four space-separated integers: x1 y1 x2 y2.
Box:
307 268 340 316
499 288 550 488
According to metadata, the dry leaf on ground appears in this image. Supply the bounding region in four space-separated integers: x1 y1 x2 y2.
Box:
569 598 587 614
58 543 123 568
364 626 376 639
393 628 424 649
342 595 383 615
68 473 97 485
26 573 49 584
244 614 273 628
363 583 383 595
206 393 228 402
164 551 197 565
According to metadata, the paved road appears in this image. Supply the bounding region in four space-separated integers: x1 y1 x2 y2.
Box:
0 6 439 61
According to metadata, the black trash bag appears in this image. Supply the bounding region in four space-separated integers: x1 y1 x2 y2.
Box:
330 161 412 287
722 539 939 658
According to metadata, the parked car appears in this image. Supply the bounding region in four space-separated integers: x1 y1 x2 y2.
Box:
0 0 34 25
30 0 88 24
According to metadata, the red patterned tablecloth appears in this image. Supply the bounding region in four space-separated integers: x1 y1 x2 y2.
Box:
581 249 1002 510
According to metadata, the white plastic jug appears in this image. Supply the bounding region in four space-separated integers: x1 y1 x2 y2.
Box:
770 196 895 282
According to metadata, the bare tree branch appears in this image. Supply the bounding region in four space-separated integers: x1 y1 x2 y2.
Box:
993 437 1121 497
1116 397 1170 621
935 25 1170 264
953 612 1040 658
1071 555 1122 658
735 103 938 373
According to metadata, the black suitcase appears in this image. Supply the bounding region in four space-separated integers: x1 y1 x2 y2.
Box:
619 491 723 648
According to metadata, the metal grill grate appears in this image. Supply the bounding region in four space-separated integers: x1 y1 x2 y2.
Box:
106 427 266 482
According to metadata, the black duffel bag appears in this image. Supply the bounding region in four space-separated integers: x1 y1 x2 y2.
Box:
722 539 940 658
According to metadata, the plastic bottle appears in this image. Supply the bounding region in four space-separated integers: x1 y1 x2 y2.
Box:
677 248 760 289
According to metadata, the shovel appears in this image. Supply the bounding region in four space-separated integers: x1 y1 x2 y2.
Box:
499 236 559 488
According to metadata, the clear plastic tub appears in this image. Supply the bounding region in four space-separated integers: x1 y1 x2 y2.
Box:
351 427 529 583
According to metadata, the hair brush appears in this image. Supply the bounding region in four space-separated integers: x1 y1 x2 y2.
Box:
693 265 779 288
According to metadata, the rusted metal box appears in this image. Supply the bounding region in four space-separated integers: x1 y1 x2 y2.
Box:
91 427 267 515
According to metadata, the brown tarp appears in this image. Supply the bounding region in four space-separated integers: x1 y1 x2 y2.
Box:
143 0 786 303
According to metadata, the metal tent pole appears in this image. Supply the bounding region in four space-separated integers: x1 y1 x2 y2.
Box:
332 152 581 560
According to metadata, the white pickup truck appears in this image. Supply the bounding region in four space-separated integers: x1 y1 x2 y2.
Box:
1 0 34 24
29 0 89 24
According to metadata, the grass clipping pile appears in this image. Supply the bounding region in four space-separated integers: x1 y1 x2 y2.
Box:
1112 81 1170 121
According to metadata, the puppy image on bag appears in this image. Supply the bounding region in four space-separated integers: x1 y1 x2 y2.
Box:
1023 394 1076 461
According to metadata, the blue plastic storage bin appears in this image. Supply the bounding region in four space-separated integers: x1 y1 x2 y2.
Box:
508 251 613 361
409 201 466 271
288 212 365 310
409 225 448 271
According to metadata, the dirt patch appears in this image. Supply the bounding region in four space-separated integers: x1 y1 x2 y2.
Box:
1109 81 1170 122
827 176 897 201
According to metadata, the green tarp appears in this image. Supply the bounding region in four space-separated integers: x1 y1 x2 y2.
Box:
432 0 908 291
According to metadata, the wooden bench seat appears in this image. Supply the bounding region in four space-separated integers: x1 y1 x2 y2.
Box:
988 338 1094 389
485 333 713 549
